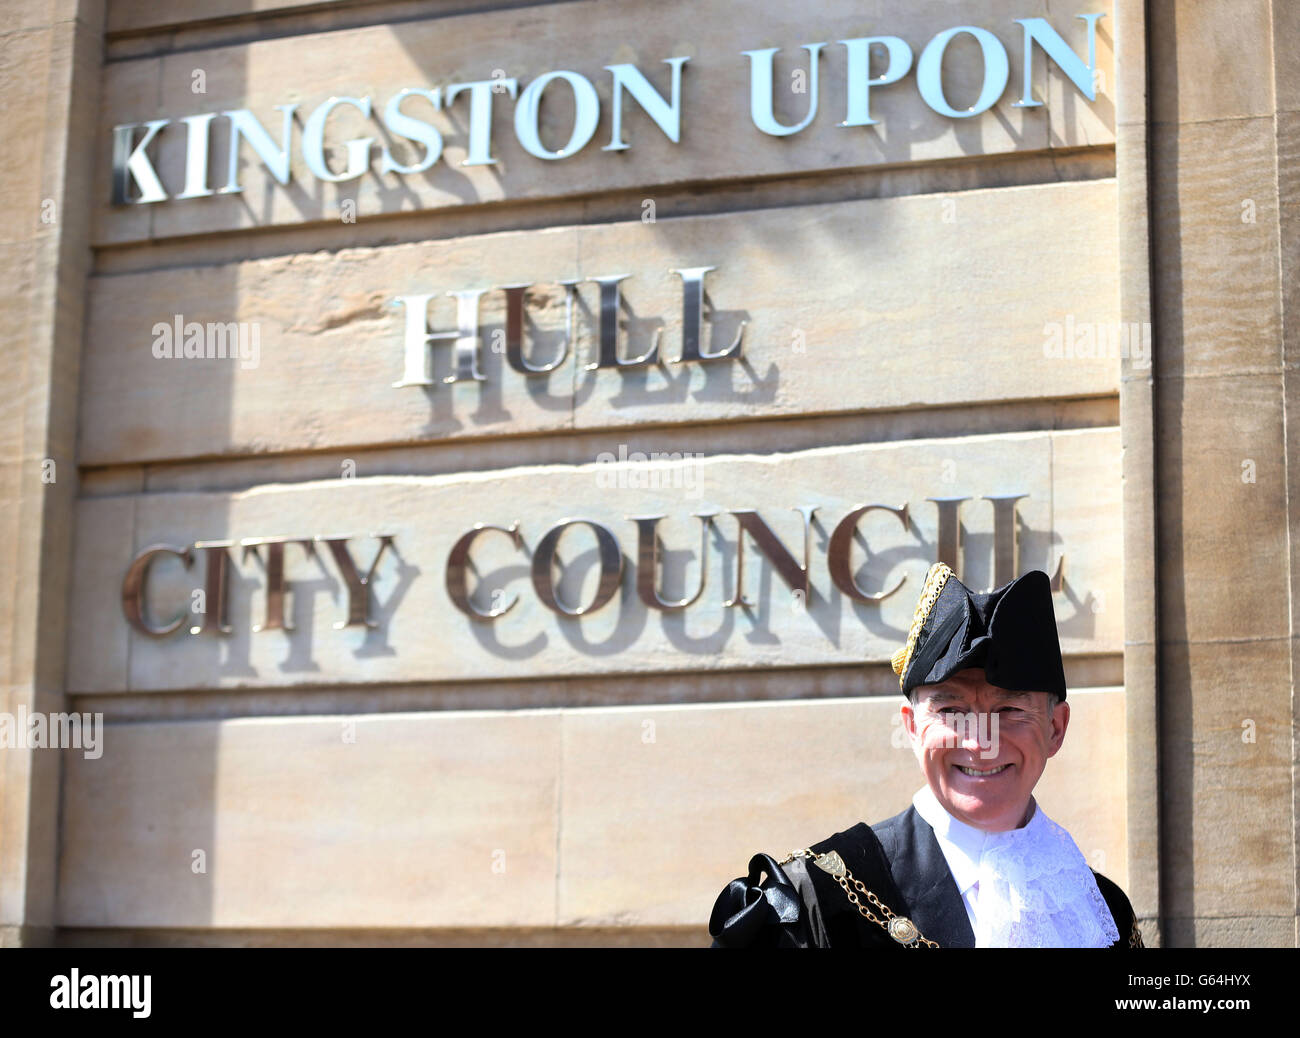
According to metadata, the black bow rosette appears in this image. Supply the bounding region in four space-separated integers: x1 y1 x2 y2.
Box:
708 853 806 947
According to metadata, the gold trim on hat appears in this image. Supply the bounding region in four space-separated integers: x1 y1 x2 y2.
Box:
890 562 955 691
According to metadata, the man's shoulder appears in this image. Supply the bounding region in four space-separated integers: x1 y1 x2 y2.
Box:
867 806 917 839
796 808 926 892
1091 870 1146 948
805 806 914 841
808 819 877 854
806 808 919 865
861 805 924 862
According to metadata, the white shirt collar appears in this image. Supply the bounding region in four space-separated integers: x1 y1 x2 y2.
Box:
911 784 996 897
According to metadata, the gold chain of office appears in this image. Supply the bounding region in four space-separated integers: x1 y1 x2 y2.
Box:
781 848 939 948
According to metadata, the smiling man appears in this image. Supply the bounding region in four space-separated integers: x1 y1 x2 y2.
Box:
909 674 1063 836
708 562 1144 948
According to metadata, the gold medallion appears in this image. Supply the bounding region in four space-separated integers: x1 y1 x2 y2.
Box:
888 916 920 945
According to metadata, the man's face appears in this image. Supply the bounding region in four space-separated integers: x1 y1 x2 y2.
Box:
900 668 1069 833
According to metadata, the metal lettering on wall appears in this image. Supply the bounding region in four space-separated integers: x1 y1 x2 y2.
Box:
393 266 743 388
110 14 1103 206
121 496 1064 639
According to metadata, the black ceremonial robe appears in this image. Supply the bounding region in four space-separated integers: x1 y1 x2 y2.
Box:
708 806 1143 948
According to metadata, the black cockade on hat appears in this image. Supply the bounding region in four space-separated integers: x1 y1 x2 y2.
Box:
891 563 1067 700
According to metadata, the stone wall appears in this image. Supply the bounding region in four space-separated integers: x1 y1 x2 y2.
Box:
2 0 1294 947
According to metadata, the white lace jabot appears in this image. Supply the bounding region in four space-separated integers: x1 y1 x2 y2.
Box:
912 785 1120 948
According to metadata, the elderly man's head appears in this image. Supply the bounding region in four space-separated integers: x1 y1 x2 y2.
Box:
900 667 1069 833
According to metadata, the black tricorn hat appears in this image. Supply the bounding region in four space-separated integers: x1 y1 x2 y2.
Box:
890 563 1067 700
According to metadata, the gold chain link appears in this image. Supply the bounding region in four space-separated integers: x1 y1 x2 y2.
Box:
834 871 940 948
779 849 939 948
